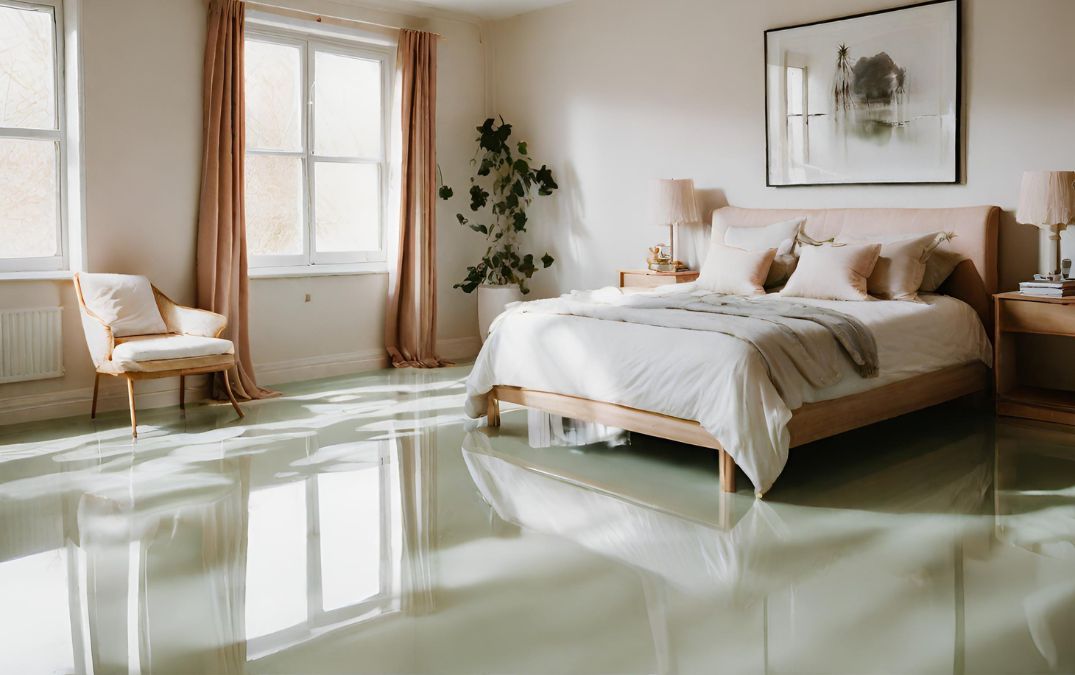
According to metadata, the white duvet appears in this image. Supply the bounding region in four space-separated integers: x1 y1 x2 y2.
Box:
464 285 992 496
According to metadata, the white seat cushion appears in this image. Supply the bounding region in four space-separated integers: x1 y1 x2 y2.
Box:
111 334 234 367
78 273 168 337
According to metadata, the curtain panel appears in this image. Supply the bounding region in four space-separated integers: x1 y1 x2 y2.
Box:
386 29 450 368
196 0 274 399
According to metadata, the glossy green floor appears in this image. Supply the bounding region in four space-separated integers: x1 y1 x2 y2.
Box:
1 365 1073 674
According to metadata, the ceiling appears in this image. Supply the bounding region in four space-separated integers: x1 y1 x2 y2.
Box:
350 0 573 21
420 0 571 18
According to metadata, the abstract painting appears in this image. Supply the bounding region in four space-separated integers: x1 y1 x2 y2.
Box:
765 0 960 186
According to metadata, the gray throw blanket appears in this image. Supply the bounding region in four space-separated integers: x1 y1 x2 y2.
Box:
508 289 879 397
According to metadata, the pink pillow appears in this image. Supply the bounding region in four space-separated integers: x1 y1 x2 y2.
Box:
780 243 882 301
697 242 777 296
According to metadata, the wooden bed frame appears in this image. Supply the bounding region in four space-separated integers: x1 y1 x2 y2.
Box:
483 205 1000 494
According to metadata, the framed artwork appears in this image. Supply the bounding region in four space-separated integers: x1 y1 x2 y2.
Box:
765 0 961 186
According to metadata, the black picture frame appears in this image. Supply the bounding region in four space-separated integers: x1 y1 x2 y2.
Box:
763 0 962 187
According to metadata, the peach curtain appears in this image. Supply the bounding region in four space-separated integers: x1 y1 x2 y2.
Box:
196 0 273 399
386 29 450 368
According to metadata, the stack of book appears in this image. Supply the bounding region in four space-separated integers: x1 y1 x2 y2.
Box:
1019 279 1075 297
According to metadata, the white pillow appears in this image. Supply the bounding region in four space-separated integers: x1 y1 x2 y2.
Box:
836 232 946 302
697 242 776 296
721 218 804 287
78 273 168 337
780 243 882 301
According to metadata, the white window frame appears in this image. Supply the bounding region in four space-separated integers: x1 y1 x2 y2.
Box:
245 25 392 275
0 0 75 275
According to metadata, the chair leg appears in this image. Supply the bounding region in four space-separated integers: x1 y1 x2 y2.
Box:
179 375 186 410
91 373 100 419
126 377 138 439
222 369 245 419
487 394 500 427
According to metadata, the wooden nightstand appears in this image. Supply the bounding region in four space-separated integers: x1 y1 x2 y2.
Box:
618 269 699 288
995 291 1075 425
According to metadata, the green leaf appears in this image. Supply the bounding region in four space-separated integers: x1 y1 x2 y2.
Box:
456 213 468 225
512 180 525 197
512 211 527 231
513 159 530 176
469 185 489 211
541 253 555 268
517 141 528 155
438 185 454 200
477 158 493 177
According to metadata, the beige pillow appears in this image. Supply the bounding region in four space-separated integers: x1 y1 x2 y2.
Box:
697 242 777 296
837 232 946 301
920 247 965 292
721 217 804 287
781 243 882 301
78 273 168 337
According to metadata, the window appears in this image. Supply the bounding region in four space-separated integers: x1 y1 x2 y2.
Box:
244 27 390 272
785 65 807 168
0 0 69 273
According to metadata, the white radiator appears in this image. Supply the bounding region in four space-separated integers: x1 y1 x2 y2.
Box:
0 308 64 384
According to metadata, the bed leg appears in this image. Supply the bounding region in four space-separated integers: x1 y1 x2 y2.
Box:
719 448 736 493
487 394 501 427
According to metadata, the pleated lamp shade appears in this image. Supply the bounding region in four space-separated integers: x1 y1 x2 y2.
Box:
655 179 700 226
1016 170 1075 229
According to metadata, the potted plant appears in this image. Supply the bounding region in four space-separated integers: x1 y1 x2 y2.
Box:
439 117 558 340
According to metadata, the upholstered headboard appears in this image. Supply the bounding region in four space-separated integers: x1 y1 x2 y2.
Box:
711 206 1000 328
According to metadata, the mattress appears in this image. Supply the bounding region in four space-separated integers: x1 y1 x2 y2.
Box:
465 286 992 496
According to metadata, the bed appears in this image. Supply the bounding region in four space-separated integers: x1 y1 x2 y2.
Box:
466 206 999 496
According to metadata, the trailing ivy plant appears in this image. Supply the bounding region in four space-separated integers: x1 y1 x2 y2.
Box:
439 117 558 295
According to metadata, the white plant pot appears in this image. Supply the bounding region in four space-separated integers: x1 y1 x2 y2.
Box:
478 284 523 341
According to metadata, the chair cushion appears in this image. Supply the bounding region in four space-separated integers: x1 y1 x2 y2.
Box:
111 334 234 367
78 273 168 337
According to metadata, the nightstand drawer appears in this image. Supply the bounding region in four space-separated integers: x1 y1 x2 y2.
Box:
618 269 699 288
999 298 1075 335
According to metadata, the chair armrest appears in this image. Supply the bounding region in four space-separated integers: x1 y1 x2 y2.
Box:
153 288 228 337
79 308 115 368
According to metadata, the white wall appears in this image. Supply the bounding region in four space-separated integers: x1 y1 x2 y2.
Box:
489 0 1075 299
0 0 485 424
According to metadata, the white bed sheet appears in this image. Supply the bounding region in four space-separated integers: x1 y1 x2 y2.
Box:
465 286 992 496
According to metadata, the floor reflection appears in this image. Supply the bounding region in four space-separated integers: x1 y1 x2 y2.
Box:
0 365 1073 674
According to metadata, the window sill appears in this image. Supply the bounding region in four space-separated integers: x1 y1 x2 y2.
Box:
0 269 73 282
249 263 389 279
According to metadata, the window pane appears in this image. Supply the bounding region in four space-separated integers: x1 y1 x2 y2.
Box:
314 162 379 253
0 138 58 258
319 468 382 612
245 39 302 151
246 154 304 257
0 5 56 130
245 482 307 639
314 51 381 158
786 67 804 116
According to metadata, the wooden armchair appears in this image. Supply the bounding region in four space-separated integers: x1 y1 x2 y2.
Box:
73 272 244 437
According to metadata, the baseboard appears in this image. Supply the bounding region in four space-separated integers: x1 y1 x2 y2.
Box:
0 375 209 426
0 336 482 427
255 349 388 386
437 336 481 362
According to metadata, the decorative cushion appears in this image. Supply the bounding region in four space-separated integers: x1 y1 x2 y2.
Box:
111 334 234 367
836 232 946 302
722 217 805 287
781 243 882 301
78 273 168 337
920 247 965 292
697 242 777 296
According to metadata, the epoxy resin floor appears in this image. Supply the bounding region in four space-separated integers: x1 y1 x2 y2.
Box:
1 365 1073 674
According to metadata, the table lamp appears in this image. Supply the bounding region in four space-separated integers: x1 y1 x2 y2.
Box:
1016 170 1075 279
655 178 700 270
